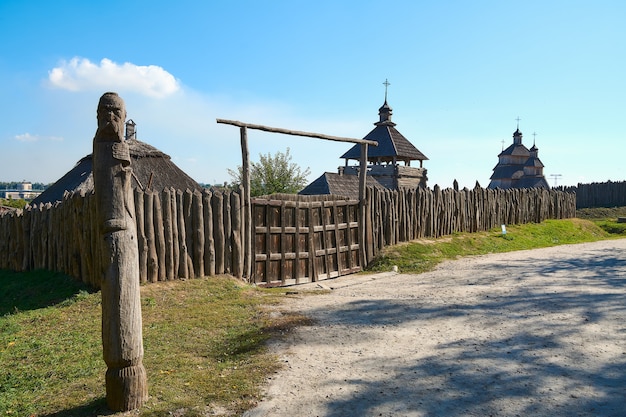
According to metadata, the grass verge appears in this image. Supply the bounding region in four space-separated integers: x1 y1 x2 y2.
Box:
577 206 626 236
366 217 623 274
0 275 306 417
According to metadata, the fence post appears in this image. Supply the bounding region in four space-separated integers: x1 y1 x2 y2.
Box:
239 127 253 281
359 143 368 267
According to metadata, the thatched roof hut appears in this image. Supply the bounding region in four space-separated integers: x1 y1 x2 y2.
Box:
32 138 202 205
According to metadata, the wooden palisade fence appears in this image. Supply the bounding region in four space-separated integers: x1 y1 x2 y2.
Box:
557 180 626 209
0 186 576 287
362 185 575 264
0 188 245 289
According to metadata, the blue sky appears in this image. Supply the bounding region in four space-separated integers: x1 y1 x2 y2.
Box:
1 1 624 189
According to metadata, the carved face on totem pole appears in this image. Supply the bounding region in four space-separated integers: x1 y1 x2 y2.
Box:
93 92 133 233
96 92 126 142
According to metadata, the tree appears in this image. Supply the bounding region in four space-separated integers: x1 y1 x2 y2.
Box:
228 148 311 197
0 198 27 209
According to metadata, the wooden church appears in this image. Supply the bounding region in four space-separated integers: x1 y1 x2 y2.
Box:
300 95 428 199
487 125 550 189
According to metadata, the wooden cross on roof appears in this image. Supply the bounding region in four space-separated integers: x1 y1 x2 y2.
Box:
383 79 390 101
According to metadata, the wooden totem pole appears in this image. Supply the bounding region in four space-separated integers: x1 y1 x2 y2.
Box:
93 92 147 410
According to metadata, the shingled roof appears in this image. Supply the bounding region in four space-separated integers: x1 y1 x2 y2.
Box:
341 100 428 165
299 172 387 200
488 127 550 189
31 138 202 205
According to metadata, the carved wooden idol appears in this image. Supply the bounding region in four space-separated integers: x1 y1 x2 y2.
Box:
93 92 147 411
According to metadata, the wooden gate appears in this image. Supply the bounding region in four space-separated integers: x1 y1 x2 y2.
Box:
252 195 361 286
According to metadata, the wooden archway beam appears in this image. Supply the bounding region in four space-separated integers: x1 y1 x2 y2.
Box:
216 119 378 146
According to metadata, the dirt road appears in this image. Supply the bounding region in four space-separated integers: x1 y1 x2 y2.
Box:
244 239 626 417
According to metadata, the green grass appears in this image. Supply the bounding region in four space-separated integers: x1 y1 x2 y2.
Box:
0 198 27 209
576 206 626 220
576 206 626 236
366 217 619 274
0 274 307 417
1 213 624 416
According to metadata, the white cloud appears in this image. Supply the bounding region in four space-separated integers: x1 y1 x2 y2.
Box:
15 133 63 142
48 57 180 98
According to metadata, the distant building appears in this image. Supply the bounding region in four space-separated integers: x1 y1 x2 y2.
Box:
0 182 42 200
300 98 428 199
488 127 550 190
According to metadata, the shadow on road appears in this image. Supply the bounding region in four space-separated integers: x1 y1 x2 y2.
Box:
290 243 626 416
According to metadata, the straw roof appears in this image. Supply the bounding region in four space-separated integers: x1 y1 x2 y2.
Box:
32 139 202 205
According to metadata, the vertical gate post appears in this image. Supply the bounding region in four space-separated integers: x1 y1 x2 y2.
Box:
358 143 368 268
240 126 253 281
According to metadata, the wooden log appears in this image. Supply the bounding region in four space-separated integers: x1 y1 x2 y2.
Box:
321 202 333 279
64 194 74 276
8 210 20 270
80 193 92 285
53 198 62 273
358 143 368 268
398 189 406 242
394 190 400 243
45 202 53 271
153 190 166 281
144 191 158 283
14 210 25 271
170 188 180 279
213 192 225 274
76 192 89 283
70 193 82 279
176 190 189 279
294 198 303 283
192 190 205 278
279 200 288 284
0 215 4 269
53 199 62 272
218 119 378 146
230 192 242 279
238 127 253 281
87 195 101 288
63 193 73 274
203 190 216 276
183 189 195 278
21 205 32 271
162 188 175 281
223 191 232 275
0 213 8 269
364 187 374 264
134 190 148 284
376 190 385 248
28 204 39 270
308 201 318 282
8 210 16 270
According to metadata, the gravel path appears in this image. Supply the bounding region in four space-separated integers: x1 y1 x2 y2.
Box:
244 239 626 417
